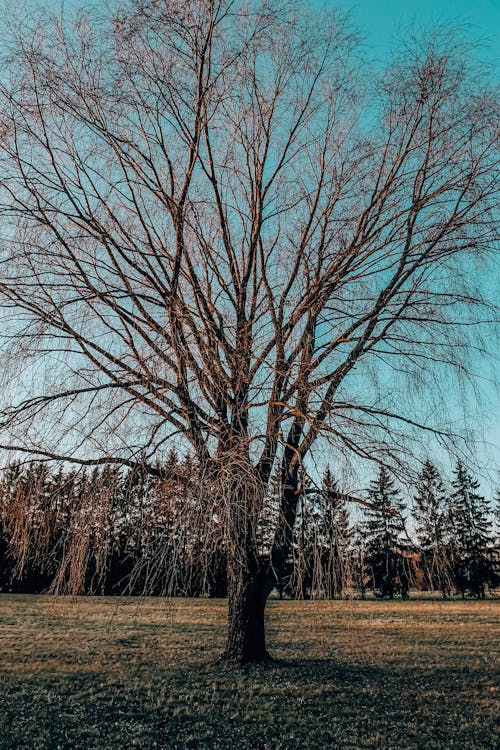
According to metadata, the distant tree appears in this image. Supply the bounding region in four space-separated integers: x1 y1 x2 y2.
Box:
413 459 453 597
363 467 408 598
0 461 63 592
0 463 24 590
350 523 369 599
449 462 494 598
1 462 46 586
492 486 500 590
287 468 352 599
319 468 351 597
288 470 315 599
493 486 500 548
0 455 232 597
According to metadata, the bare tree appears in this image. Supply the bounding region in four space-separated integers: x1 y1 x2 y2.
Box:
0 0 498 661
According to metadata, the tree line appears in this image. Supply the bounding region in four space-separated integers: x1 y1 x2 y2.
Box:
1 456 497 600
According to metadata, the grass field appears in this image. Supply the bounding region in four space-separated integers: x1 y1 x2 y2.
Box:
0 595 498 749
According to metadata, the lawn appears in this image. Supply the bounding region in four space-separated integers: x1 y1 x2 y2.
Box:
0 595 498 749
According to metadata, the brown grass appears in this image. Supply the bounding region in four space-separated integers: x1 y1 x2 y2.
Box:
0 595 498 749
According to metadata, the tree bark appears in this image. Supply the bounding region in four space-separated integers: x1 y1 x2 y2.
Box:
224 456 301 663
222 455 272 663
225 564 271 663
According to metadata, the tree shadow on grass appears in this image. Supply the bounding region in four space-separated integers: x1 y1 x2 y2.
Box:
0 657 497 750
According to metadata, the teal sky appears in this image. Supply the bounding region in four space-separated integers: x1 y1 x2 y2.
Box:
317 0 499 70
54 0 500 64
308 1 499 494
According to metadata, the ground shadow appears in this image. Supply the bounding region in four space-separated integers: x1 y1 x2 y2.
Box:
1 655 497 750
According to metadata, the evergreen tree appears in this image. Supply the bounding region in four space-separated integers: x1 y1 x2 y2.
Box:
0 461 57 592
289 470 314 599
287 468 352 599
493 486 500 549
350 523 369 599
413 459 453 597
492 487 500 590
363 467 407 598
319 467 351 597
449 462 493 598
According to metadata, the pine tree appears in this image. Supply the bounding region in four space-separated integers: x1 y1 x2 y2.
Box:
319 467 351 597
363 466 407 598
413 459 453 597
288 468 353 599
350 523 369 599
289 470 314 599
492 487 500 590
493 486 500 549
449 461 493 598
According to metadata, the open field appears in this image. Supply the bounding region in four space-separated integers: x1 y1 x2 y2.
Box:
0 596 498 749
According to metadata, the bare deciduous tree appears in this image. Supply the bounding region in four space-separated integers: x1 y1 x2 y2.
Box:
0 0 498 661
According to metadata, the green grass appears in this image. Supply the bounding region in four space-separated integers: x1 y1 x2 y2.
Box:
0 596 498 749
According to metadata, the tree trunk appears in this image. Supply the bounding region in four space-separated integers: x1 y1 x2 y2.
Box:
222 447 299 663
222 454 272 663
225 565 270 663
224 455 301 663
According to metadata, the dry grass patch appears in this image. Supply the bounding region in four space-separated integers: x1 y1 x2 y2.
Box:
0 595 498 749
